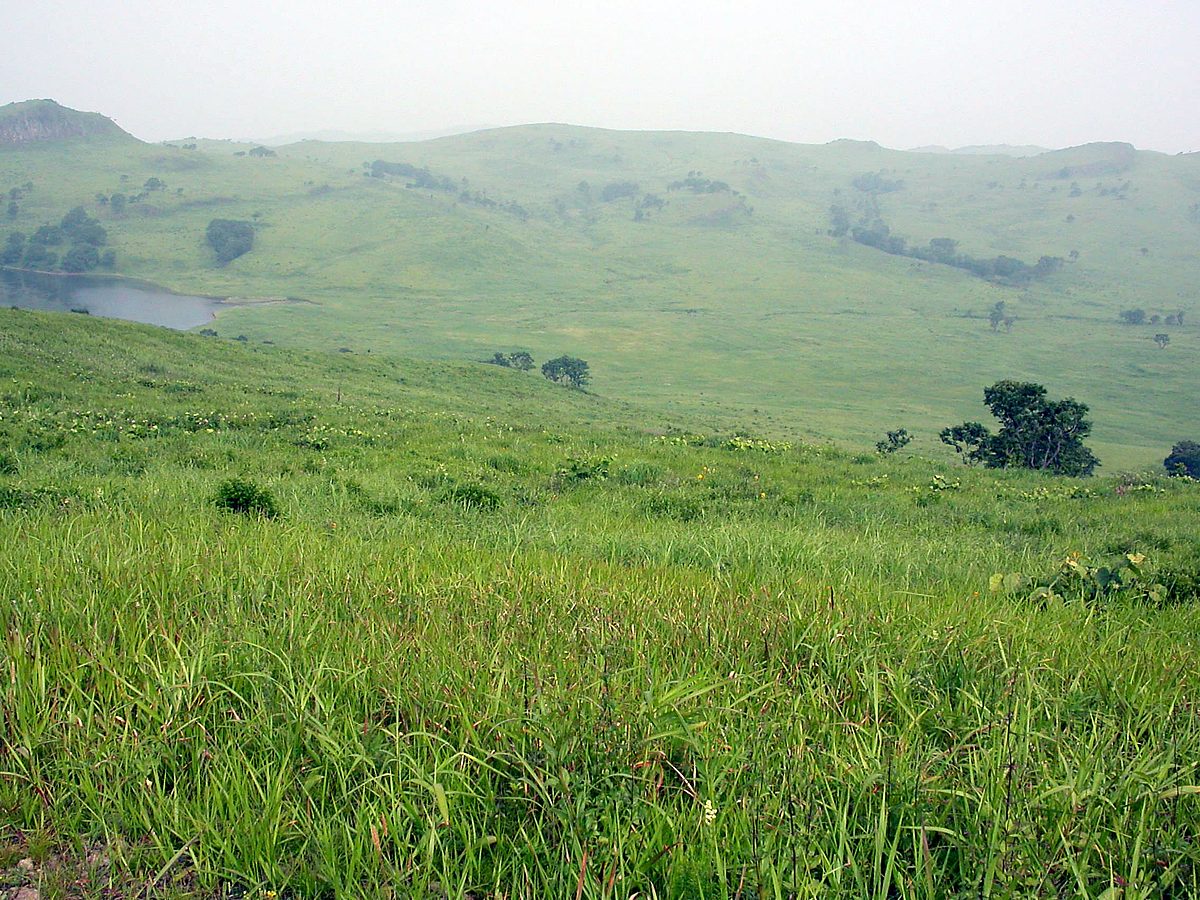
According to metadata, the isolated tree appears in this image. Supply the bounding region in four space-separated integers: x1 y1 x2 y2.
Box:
940 380 1099 476
1154 333 1170 349
1119 308 1147 325
542 355 590 388
109 193 127 215
875 428 911 455
988 300 1007 332
206 219 255 264
508 350 534 371
1164 441 1200 478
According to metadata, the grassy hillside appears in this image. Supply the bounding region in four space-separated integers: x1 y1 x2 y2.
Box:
1 123 1197 468
1 311 1198 897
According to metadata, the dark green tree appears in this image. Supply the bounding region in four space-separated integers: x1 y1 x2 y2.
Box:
109 193 127 215
940 380 1099 476
61 244 100 273
875 428 911 454
507 350 534 371
22 244 57 269
1164 441 1200 478
1154 333 1170 349
1 232 24 265
30 224 63 246
5 201 16 219
206 219 255 264
541 355 590 388
1119 308 1147 325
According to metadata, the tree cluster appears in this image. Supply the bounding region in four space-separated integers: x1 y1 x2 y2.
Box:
852 171 905 194
1119 308 1185 327
541 355 590 389
846 221 1064 286
600 181 639 202
2 206 112 272
940 380 1099 476
370 160 457 192
667 176 732 194
206 219 255 264
486 351 534 371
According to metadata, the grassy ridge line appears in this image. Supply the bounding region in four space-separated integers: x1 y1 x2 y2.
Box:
1 311 1198 896
2 127 1197 466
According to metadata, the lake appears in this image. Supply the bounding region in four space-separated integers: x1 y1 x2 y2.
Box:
1 269 222 330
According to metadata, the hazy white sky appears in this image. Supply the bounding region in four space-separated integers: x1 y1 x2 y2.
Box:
3 0 1197 151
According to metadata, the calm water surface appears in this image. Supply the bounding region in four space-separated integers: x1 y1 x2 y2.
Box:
1 269 221 330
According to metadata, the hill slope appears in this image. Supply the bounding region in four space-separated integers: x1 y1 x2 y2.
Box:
1 113 1197 466
1 311 1198 896
0 99 135 145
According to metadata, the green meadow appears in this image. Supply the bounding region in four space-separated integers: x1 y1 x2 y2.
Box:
1 123 1197 467
1 310 1198 897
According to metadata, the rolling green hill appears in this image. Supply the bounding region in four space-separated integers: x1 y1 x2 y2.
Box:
1 107 1197 467
1 310 1198 896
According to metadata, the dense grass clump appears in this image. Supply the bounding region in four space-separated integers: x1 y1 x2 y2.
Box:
213 476 280 518
1 311 1198 898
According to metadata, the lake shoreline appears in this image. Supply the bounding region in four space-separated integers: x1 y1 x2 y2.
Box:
0 265 310 306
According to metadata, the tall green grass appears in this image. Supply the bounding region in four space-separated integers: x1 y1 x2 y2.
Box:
1 311 1198 897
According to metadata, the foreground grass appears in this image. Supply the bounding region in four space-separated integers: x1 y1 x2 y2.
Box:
1 311 1198 897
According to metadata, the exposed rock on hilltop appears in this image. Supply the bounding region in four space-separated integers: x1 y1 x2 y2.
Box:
0 99 136 145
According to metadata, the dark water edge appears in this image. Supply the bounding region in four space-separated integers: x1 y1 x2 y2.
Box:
1 268 223 330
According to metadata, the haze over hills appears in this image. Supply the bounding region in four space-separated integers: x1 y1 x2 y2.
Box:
1 101 1196 467
910 144 1050 157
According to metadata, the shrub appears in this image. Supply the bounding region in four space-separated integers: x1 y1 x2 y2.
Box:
439 482 501 510
213 477 280 518
1164 441 1200 478
875 428 912 454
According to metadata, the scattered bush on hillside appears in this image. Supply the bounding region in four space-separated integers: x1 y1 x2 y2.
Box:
667 176 732 194
852 171 905 193
600 181 639 202
1119 308 1147 325
206 219 255 264
542 355 590 389
875 428 911 455
213 477 279 518
370 160 457 192
941 380 1099 476
1164 441 1200 479
486 351 534 371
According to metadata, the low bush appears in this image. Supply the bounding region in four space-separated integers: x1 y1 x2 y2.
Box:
213 477 280 518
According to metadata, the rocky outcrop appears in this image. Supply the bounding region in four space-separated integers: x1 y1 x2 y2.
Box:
0 99 135 146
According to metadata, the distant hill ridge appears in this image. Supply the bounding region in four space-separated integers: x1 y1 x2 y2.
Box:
0 99 135 146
